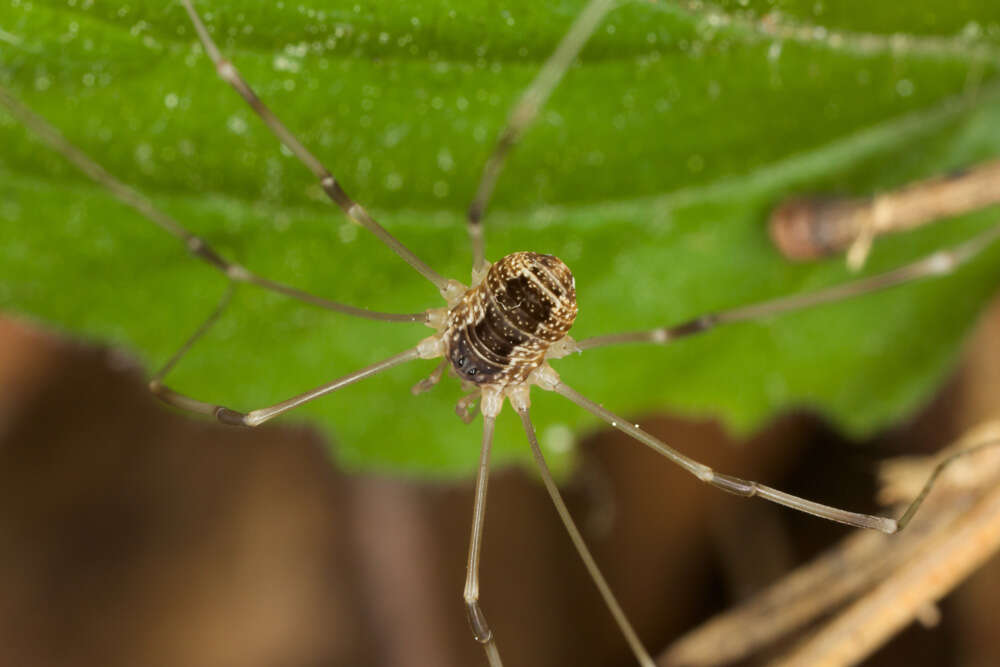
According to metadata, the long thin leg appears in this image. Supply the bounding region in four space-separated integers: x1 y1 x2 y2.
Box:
150 283 235 385
0 85 426 324
558 382 1000 535
465 0 615 274
517 407 655 667
577 221 1000 351
554 382 899 533
464 415 504 667
180 0 455 298
150 347 420 427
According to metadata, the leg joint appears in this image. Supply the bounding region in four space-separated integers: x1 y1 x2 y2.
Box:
711 473 758 497
464 598 493 643
215 407 247 426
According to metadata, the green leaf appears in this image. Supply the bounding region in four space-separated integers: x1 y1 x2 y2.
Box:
2 1 1000 476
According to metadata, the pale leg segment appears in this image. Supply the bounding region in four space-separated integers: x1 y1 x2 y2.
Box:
180 0 453 296
517 406 656 667
465 0 616 273
553 382 1000 534
0 85 427 324
577 221 1000 352
464 415 504 667
895 440 1000 531
149 284 235 386
151 347 421 427
554 382 899 533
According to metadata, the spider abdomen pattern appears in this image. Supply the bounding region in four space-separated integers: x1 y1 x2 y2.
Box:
444 252 577 387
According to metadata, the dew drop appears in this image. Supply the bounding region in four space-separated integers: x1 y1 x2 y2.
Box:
436 148 454 172
962 21 982 40
134 142 154 168
226 115 248 134
338 222 358 243
543 424 574 454
273 54 301 73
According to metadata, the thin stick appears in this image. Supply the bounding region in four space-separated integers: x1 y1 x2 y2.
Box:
518 407 655 667
577 221 1000 351
554 382 898 533
0 85 425 324
466 0 615 273
773 475 1000 667
180 0 451 294
662 508 956 666
463 416 504 667
770 159 1000 262
663 530 891 667
150 346 420 426
663 431 1000 666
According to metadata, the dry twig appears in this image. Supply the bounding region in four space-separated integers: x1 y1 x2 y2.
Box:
660 421 1000 667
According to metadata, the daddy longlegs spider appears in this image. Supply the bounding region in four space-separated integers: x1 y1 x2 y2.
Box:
4 0 1000 665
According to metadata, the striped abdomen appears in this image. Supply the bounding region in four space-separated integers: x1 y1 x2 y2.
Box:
444 252 577 387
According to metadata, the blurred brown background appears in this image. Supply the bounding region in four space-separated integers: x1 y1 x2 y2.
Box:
1 295 1000 667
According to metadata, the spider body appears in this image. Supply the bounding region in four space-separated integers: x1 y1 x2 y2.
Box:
443 252 577 388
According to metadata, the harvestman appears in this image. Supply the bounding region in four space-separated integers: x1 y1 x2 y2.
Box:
4 1 1000 665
